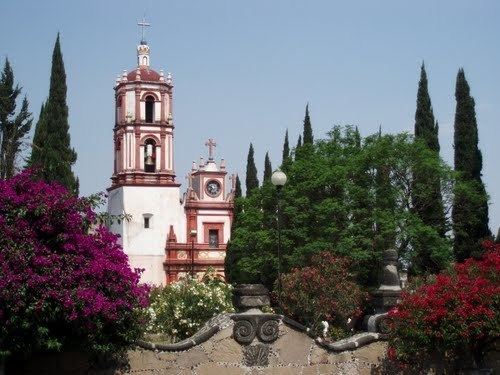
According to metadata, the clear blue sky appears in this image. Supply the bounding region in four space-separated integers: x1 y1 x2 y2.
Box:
1 1 499 233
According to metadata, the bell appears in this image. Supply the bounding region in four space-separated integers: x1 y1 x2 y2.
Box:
145 155 154 166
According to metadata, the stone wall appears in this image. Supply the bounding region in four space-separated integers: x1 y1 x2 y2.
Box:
6 323 387 375
124 324 388 374
6 321 499 374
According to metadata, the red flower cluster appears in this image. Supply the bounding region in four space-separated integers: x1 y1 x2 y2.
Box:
0 171 149 357
277 251 366 338
388 242 500 365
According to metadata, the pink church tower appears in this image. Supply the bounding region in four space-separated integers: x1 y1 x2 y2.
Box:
108 22 234 285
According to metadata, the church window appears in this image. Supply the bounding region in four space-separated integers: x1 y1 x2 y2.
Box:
145 95 155 123
144 139 156 173
208 229 219 248
143 214 153 229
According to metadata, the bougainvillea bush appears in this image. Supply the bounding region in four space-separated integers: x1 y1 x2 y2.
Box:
0 172 149 357
277 251 367 339
388 241 500 368
147 271 233 341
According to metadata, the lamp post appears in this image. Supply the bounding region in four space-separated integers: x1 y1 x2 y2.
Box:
271 168 287 307
190 229 197 278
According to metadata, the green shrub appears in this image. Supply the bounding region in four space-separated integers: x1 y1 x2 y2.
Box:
146 272 234 341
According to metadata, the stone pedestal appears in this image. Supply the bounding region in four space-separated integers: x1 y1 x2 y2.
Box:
232 284 270 313
364 249 402 333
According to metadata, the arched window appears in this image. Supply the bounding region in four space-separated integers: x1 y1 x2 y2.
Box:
144 139 156 173
145 95 155 123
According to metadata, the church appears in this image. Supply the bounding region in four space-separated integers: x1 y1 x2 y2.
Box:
107 28 234 285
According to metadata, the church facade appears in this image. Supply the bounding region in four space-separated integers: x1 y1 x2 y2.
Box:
107 37 234 285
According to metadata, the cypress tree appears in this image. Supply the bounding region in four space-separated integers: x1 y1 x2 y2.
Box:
30 102 46 162
0 58 33 179
414 64 440 151
354 126 361 148
452 68 490 261
263 152 272 183
234 174 242 198
412 63 447 272
29 33 78 194
282 129 290 165
302 103 313 145
296 135 302 149
245 143 258 196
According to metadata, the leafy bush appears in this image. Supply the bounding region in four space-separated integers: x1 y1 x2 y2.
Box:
388 241 500 368
0 172 149 357
276 251 367 339
147 272 234 341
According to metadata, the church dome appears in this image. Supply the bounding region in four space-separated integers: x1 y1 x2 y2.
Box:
127 66 161 82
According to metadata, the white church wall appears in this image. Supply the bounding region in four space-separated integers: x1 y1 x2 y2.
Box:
107 188 125 244
128 254 166 286
120 186 187 256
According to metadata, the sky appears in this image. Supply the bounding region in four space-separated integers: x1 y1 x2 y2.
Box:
1 0 499 232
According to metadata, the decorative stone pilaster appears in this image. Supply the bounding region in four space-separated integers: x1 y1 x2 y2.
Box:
231 284 281 366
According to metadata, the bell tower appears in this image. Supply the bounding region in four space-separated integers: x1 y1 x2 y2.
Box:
107 20 186 286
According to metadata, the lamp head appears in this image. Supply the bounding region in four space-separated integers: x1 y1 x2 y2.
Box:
271 169 287 187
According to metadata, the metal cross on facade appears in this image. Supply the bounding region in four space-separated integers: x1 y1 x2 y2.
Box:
205 138 217 160
137 16 151 42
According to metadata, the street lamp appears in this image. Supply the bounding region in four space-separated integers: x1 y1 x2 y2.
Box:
190 229 197 278
271 168 287 307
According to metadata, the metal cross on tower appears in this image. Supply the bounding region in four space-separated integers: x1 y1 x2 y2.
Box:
137 16 151 43
205 138 217 160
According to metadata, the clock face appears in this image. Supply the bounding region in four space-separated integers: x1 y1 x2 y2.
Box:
206 180 221 197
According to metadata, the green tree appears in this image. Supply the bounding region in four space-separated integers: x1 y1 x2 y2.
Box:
412 63 447 273
302 104 313 145
229 126 455 290
245 143 258 196
234 174 242 198
282 129 290 165
0 58 33 179
296 135 302 149
29 34 78 194
263 151 272 183
452 69 490 261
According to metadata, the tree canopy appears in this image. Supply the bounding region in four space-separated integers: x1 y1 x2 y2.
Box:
226 126 455 289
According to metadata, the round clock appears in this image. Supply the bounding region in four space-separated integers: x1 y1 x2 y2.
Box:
205 180 221 197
